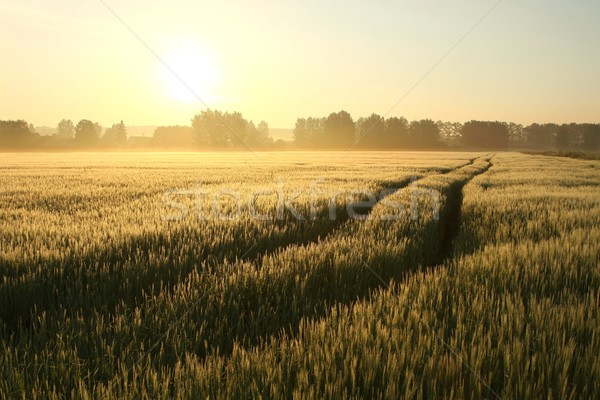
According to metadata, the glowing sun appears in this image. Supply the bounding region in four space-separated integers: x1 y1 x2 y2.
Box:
160 41 220 103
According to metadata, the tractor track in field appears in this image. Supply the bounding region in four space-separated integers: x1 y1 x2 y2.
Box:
239 175 416 262
249 155 496 343
1 156 492 364
0 155 497 389
0 159 477 336
116 156 497 365
239 156 479 262
432 156 493 267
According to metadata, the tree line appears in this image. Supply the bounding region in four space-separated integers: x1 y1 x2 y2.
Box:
294 111 600 151
1 110 599 151
0 119 127 149
0 112 274 150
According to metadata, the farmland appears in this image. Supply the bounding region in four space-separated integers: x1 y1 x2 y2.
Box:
0 151 598 399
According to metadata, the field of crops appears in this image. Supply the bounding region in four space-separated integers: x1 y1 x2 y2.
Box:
0 151 598 399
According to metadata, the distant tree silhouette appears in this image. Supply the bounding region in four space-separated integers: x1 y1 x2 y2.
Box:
487 121 509 148
257 121 270 142
295 113 430 149
94 123 103 139
583 124 600 151
57 119 75 139
293 117 325 148
2 111 596 152
567 123 586 149
246 120 272 148
192 110 270 149
437 121 463 147
524 123 557 149
116 121 127 145
555 124 570 150
103 120 127 147
154 125 193 148
436 121 454 139
356 114 384 148
384 117 409 148
461 120 509 149
507 122 525 147
409 119 441 148
0 120 38 148
293 118 309 147
225 112 250 148
192 110 242 148
75 119 99 146
192 110 224 147
322 110 355 148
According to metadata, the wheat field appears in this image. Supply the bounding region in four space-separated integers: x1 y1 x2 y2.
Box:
0 151 598 399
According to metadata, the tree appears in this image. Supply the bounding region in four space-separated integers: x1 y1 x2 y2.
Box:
293 118 310 147
94 123 103 138
566 123 585 149
75 119 99 146
257 121 270 143
293 117 324 148
436 121 452 140
248 120 272 148
524 123 557 149
191 110 263 149
461 120 509 149
192 110 229 147
355 114 384 149
0 120 37 148
507 122 524 147
555 124 570 150
487 121 509 148
116 121 127 145
224 112 249 148
409 119 441 148
57 119 75 139
322 110 355 148
582 124 600 151
103 120 127 147
436 121 463 147
384 117 409 148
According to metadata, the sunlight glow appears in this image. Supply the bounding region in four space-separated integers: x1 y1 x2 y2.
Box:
160 40 220 103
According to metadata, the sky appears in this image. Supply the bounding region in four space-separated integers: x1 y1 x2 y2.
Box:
2 0 599 129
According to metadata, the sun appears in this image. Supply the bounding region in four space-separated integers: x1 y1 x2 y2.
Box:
160 40 220 103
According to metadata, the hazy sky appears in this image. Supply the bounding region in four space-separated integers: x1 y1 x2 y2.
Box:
2 0 599 129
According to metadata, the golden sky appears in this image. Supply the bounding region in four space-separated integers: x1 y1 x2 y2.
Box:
2 0 599 128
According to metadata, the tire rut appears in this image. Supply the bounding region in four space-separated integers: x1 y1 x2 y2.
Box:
432 156 493 266
3 157 493 378
119 156 497 366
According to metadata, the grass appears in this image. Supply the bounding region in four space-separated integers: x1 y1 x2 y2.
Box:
521 150 600 160
0 151 598 399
